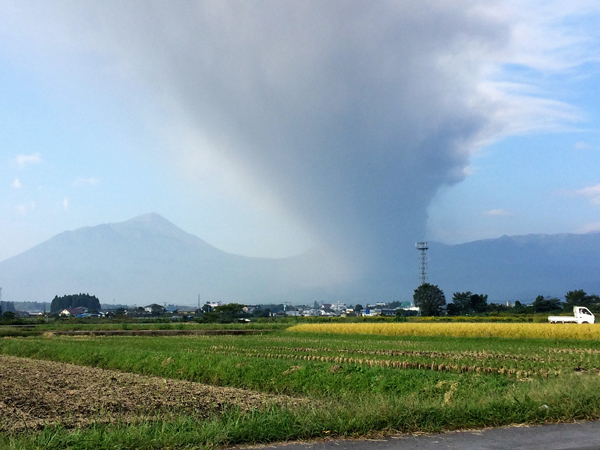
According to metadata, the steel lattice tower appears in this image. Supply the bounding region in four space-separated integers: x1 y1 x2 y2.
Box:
415 242 428 284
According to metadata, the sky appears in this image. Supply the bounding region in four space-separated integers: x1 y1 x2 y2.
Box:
1 1 600 279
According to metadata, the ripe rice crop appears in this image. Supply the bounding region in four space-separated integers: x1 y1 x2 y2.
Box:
287 322 600 340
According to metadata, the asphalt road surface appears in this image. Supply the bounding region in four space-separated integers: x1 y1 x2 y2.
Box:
246 421 600 450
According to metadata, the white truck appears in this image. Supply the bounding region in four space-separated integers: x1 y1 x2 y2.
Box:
548 306 595 324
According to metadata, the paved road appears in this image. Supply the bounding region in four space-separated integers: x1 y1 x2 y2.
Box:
245 421 600 450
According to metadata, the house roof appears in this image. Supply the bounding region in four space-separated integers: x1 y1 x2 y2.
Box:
61 307 87 315
144 304 165 309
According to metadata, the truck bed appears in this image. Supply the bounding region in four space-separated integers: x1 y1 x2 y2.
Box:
548 316 578 323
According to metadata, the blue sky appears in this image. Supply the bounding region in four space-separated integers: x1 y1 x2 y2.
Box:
1 1 600 270
428 58 600 243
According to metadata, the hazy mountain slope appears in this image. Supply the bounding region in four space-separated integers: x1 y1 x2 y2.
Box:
0 214 323 305
429 233 600 302
2 213 600 305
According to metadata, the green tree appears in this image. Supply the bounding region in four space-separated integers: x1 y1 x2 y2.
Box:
413 283 446 316
354 304 363 313
588 295 600 309
214 303 244 315
253 308 270 318
485 302 510 313
1 311 16 321
470 294 488 314
563 289 598 310
565 289 587 308
50 293 100 312
532 295 562 313
512 300 529 314
212 303 247 322
448 292 487 315
450 291 472 315
446 302 461 316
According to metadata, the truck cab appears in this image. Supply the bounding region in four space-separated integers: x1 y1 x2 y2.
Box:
575 307 595 323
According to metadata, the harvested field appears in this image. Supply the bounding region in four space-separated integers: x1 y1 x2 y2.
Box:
0 355 305 433
50 329 273 337
4 333 600 450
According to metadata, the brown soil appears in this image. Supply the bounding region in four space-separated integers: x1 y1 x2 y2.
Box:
52 329 273 336
0 355 303 433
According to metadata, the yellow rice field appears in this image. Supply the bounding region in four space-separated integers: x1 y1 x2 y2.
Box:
287 322 600 340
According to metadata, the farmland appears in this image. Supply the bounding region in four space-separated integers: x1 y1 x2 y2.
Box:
2 328 600 449
288 322 600 340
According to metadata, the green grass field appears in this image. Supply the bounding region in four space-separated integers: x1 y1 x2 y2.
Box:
0 321 286 337
2 330 600 449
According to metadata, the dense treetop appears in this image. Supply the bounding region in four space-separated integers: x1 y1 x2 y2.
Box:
50 294 100 312
413 283 446 316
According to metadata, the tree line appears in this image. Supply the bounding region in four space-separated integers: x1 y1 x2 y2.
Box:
195 303 248 323
50 294 101 312
413 284 600 316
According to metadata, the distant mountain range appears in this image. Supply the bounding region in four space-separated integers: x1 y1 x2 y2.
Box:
429 233 600 302
0 214 330 306
1 213 600 305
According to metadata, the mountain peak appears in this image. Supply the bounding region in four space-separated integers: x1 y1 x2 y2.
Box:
110 213 186 237
121 212 173 226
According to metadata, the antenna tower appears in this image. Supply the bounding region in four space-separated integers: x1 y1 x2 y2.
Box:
415 242 429 284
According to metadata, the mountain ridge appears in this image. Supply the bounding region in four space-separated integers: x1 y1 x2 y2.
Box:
0 213 338 305
2 213 600 304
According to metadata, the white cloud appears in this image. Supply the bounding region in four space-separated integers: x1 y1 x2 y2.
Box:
578 222 600 234
484 209 513 217
62 197 69 211
573 141 599 151
568 184 600 205
574 141 591 150
72 177 99 187
15 152 42 167
2 0 600 279
12 178 21 188
15 202 35 214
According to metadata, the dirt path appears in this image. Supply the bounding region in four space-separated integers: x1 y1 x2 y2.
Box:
0 354 303 432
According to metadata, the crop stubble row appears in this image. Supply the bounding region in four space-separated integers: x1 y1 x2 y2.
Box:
199 346 560 378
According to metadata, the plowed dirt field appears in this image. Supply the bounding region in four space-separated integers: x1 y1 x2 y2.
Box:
0 355 303 433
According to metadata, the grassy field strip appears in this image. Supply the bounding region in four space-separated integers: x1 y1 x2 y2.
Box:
287 322 600 339
3 332 600 449
5 333 598 376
